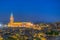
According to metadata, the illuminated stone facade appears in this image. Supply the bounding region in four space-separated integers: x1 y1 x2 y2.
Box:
8 13 33 27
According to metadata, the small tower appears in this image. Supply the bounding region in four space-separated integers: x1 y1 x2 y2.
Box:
10 12 14 23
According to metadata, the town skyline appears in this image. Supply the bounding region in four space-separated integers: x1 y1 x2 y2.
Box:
0 12 60 23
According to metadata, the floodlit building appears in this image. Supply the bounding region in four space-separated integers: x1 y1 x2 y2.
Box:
8 13 33 27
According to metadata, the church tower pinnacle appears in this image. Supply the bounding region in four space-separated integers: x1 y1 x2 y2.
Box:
10 12 14 23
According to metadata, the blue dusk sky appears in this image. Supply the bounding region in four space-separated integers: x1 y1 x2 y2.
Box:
0 0 60 23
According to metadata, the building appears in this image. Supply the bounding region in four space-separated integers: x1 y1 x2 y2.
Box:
8 13 33 28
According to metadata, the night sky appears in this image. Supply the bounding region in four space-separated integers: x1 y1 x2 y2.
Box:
0 0 60 23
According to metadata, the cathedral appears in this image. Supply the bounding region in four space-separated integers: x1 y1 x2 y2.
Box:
8 13 34 28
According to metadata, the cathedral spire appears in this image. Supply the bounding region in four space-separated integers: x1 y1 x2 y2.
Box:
11 12 13 17
10 12 14 23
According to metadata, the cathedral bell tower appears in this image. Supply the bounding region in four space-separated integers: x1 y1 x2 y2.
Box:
10 13 14 23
